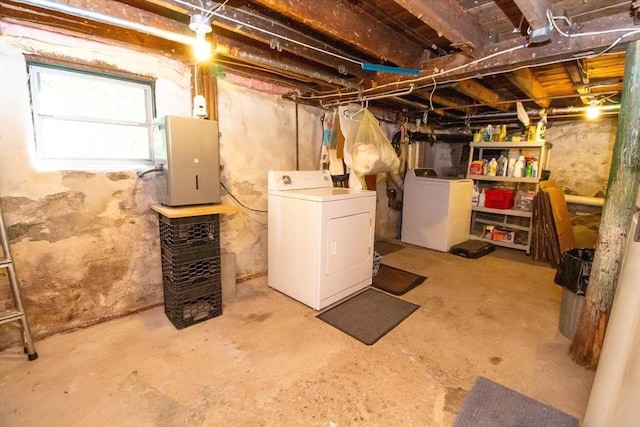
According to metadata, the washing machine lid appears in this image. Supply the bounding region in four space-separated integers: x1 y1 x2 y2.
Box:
271 186 375 202
407 168 471 184
414 168 439 178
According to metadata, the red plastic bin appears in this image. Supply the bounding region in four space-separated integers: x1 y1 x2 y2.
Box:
484 188 515 209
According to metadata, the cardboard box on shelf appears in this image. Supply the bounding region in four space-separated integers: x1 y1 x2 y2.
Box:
492 228 515 243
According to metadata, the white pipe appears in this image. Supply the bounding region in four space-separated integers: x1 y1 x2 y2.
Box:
15 0 195 45
564 194 605 207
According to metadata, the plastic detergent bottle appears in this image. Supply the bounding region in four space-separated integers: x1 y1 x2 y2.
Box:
472 185 479 206
513 156 525 177
531 159 539 177
507 157 517 176
487 158 498 176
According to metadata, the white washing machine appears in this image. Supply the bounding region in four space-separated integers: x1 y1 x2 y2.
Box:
268 170 376 310
401 168 473 252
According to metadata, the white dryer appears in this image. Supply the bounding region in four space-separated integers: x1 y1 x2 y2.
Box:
268 170 376 310
401 168 473 252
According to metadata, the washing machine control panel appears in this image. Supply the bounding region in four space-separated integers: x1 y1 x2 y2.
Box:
268 170 333 191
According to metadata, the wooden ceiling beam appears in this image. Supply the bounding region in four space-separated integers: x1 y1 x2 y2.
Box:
506 68 551 108
211 14 364 78
143 0 366 77
454 79 511 112
421 92 477 115
376 12 639 90
390 0 485 56
565 60 591 104
512 0 552 32
247 0 428 68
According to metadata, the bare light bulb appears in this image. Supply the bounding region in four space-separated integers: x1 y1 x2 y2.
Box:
586 102 601 120
193 32 211 62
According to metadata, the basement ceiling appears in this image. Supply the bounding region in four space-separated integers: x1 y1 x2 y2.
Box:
1 0 639 125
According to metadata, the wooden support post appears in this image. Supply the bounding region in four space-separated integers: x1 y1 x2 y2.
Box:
569 40 640 369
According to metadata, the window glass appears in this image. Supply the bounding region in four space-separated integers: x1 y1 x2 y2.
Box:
28 64 155 168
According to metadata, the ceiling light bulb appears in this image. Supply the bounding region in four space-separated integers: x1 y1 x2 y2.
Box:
193 32 211 62
586 101 600 120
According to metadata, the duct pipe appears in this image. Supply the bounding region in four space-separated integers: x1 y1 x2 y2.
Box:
14 0 359 90
214 45 359 90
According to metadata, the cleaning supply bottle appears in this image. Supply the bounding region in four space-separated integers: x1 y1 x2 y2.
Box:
497 155 507 176
536 116 547 141
531 158 539 178
499 124 507 142
513 156 525 178
487 158 498 176
507 157 517 176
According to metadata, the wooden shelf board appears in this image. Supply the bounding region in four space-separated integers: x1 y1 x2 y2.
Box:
467 175 540 184
470 141 550 148
150 203 241 218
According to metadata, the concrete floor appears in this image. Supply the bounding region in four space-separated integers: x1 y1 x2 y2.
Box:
0 240 594 426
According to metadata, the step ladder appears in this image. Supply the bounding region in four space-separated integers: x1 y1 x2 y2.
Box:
0 207 38 361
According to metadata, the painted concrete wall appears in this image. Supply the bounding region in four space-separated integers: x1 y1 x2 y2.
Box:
215 78 323 278
0 26 323 347
546 118 617 198
0 30 191 346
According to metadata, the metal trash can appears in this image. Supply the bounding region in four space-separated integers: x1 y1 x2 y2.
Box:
554 248 595 339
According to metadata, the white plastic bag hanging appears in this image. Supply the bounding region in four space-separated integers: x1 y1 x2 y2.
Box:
352 109 400 177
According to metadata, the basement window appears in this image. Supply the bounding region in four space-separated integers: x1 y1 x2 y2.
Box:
28 63 155 170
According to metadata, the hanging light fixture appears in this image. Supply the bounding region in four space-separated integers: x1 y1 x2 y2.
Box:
189 14 213 62
585 99 601 120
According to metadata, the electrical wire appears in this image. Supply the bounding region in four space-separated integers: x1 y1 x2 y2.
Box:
546 10 640 59
428 76 436 111
172 0 363 65
221 182 267 213
204 0 230 20
181 1 633 108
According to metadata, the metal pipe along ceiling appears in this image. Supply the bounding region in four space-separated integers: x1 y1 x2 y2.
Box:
13 0 359 90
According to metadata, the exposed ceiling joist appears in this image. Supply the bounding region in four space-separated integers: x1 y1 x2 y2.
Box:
0 0 633 122
427 93 476 115
454 79 511 112
377 12 639 88
507 68 551 108
512 0 552 32
390 0 485 55
248 0 428 68
565 60 591 104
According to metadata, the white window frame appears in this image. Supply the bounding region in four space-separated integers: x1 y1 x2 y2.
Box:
28 63 156 170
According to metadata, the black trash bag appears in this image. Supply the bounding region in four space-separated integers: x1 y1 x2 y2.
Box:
554 248 595 295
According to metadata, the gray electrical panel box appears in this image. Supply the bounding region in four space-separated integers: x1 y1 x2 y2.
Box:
153 115 221 207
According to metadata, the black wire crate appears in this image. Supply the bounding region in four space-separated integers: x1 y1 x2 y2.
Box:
159 214 220 251
161 245 221 290
163 280 222 329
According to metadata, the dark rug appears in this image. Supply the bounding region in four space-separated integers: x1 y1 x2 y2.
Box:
374 240 405 256
453 376 578 427
317 288 420 345
372 264 426 295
